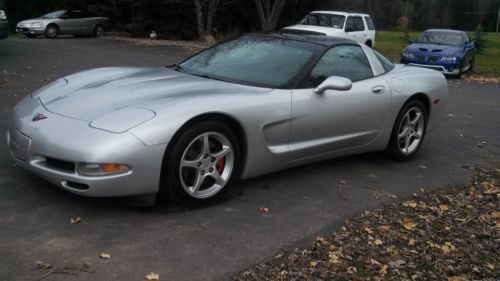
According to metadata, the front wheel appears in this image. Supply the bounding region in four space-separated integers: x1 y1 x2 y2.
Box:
44 25 59 38
386 100 428 160
161 121 240 206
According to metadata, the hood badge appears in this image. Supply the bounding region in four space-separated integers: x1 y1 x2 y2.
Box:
32 113 47 122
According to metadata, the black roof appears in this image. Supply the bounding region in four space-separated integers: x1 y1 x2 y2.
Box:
251 32 357 48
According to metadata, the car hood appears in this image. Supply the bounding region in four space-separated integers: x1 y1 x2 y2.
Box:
36 67 272 122
283 24 344 36
405 43 462 56
17 18 54 25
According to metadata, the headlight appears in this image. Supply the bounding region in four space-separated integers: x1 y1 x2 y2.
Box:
0 10 6 20
30 22 44 28
78 163 131 176
439 56 457 62
402 52 415 59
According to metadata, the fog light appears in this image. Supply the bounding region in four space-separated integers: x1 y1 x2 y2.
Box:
78 163 130 176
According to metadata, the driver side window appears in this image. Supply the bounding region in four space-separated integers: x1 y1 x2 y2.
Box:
308 45 373 87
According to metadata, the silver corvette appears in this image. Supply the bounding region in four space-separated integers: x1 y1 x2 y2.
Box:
8 34 448 206
16 10 108 38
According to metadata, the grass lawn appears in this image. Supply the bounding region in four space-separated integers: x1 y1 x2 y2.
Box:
375 31 500 78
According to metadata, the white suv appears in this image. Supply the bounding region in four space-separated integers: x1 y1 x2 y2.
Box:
283 11 376 47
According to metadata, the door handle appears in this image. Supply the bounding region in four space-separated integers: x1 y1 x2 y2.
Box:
372 86 385 94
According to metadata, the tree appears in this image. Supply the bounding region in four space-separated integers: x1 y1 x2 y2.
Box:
253 0 288 32
193 0 219 42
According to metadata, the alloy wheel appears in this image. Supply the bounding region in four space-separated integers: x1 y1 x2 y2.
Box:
179 132 234 199
397 107 425 155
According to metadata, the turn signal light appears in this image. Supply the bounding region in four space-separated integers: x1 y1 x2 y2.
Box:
102 163 129 173
78 163 130 176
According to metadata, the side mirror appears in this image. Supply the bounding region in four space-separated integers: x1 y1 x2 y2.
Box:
314 76 352 94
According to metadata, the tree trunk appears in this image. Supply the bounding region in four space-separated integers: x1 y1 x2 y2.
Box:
254 0 288 32
193 0 220 42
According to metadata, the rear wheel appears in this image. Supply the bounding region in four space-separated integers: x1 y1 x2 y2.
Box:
386 100 428 160
161 121 240 206
44 25 59 38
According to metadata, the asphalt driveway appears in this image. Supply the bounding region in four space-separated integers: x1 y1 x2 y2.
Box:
0 36 499 281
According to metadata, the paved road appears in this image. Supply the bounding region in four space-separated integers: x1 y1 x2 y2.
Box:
0 36 499 281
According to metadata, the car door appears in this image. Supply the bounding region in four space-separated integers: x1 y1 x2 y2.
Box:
59 11 83 33
345 16 366 44
289 45 391 160
81 11 97 34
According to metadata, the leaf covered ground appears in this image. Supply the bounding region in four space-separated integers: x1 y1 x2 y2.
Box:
234 168 499 281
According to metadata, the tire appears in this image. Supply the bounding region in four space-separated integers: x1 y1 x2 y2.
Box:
469 56 475 72
386 99 428 160
160 121 241 206
455 61 464 79
25 34 36 38
44 24 59 38
93 24 105 37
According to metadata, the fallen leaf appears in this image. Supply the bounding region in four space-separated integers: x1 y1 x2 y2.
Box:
260 207 269 214
374 239 383 245
145 272 160 280
402 218 417 231
447 277 468 281
402 201 417 208
70 216 82 224
491 211 500 219
35 261 51 269
377 225 391 234
364 227 373 234
328 252 340 264
99 252 111 259
408 238 416 246
379 264 388 277
309 261 318 267
439 204 449 211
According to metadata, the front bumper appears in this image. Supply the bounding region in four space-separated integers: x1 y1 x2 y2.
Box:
406 63 460 75
401 58 461 75
16 25 45 35
0 21 9 39
7 96 168 197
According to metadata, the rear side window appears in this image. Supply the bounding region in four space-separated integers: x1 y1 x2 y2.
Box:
372 49 395 73
346 16 365 32
364 17 375 30
308 45 373 86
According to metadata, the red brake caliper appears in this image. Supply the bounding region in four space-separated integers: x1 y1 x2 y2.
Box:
216 157 225 175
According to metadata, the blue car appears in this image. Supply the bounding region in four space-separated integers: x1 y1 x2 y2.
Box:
401 29 475 76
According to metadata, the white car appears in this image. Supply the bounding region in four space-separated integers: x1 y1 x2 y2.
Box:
283 11 376 47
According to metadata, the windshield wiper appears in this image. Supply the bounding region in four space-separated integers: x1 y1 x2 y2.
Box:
191 73 224 81
167 64 186 73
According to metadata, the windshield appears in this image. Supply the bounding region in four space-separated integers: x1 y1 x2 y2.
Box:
416 32 464 46
41 10 66 19
179 35 318 88
299 13 345 29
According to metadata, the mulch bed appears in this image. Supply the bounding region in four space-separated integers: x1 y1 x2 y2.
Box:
234 168 499 281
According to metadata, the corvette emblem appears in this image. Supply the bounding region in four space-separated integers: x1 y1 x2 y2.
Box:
32 113 47 122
